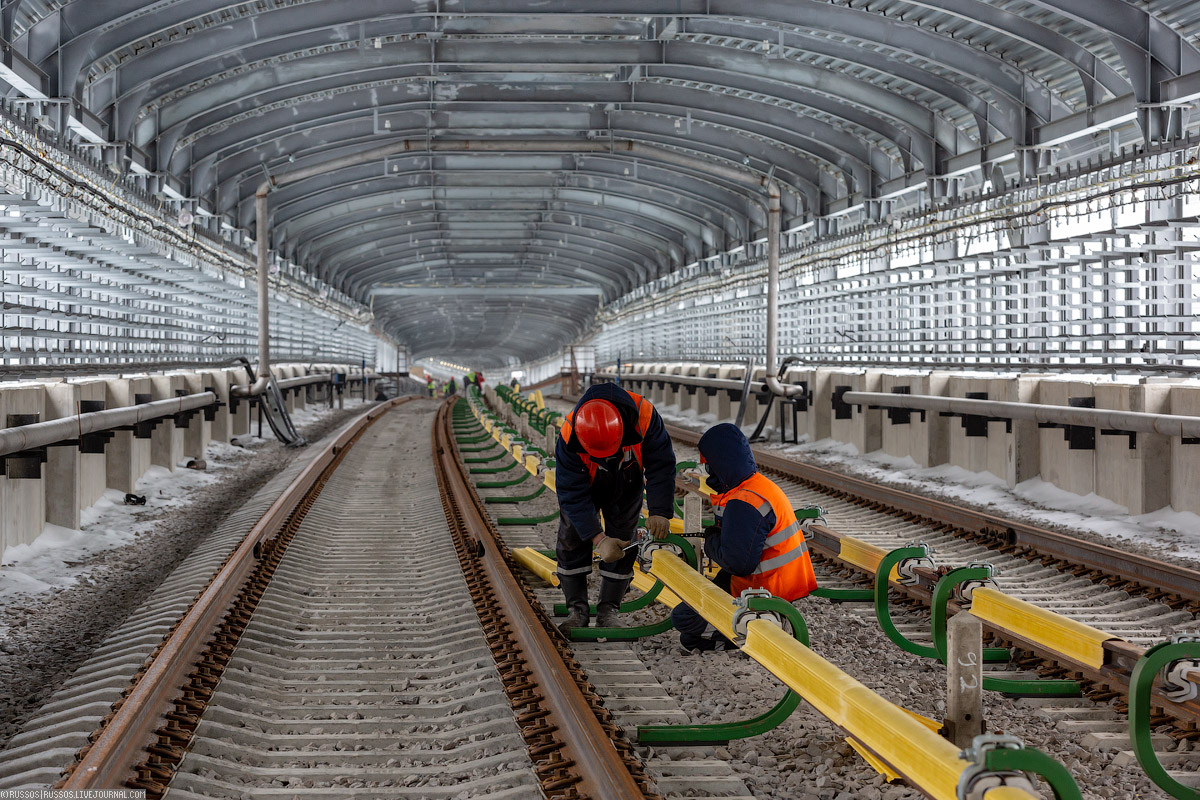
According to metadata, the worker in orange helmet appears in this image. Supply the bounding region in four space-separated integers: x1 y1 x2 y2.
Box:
672 423 818 653
555 383 676 634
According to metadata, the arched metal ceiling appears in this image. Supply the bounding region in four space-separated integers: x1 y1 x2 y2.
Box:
4 1 1200 368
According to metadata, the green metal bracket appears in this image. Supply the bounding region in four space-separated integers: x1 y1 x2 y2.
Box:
569 615 675 641
497 509 560 526
475 472 532 489
1129 638 1200 800
930 567 1011 665
464 451 508 463
455 433 492 445
636 596 808 745
470 460 521 474
874 546 941 659
484 484 548 504
974 743 1084 800
459 442 501 453
811 586 875 603
929 568 1079 696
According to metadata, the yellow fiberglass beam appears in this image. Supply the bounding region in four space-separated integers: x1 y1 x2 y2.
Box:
525 455 540 475
650 550 738 642
837 537 887 573
742 620 1037 800
512 547 559 586
970 587 1115 670
534 390 545 410
543 468 557 492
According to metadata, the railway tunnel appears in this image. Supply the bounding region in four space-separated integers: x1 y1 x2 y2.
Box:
2 3 1200 798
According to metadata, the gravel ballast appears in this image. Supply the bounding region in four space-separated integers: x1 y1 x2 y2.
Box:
510 394 1185 798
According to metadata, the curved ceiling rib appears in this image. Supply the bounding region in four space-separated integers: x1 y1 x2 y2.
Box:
4 0 1197 368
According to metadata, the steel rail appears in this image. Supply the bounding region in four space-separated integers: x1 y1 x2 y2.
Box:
432 399 649 800
664 423 1200 601
58 397 412 790
0 391 215 458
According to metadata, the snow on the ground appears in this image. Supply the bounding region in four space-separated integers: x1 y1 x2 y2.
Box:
656 406 1200 565
0 398 368 602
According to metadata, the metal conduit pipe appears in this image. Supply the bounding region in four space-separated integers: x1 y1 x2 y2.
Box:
764 181 804 398
0 392 216 458
230 373 330 397
842 391 1200 439
247 188 272 396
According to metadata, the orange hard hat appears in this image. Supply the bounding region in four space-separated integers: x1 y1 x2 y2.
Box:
574 399 623 458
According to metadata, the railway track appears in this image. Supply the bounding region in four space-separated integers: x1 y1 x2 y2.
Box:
0 397 671 798
522 394 1200 793
660 422 1200 792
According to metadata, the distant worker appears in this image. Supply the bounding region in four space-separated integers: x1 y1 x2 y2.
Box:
475 370 484 389
510 377 520 390
447 377 457 396
672 423 818 653
425 374 435 397
465 370 477 391
555 383 676 633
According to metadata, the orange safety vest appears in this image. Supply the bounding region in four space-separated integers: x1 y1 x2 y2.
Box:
711 472 818 602
559 390 655 482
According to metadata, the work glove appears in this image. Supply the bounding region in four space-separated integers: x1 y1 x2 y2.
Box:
647 515 672 541
595 536 630 563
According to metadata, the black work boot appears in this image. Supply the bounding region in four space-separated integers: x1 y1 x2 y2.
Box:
557 573 590 636
557 607 589 636
595 602 621 629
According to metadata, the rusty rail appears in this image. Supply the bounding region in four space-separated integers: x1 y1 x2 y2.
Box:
433 398 656 800
58 397 412 791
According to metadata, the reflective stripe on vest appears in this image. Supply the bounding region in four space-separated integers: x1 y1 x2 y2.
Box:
711 471 818 601
753 538 810 574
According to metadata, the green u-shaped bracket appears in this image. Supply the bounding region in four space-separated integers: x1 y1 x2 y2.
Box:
1130 639 1200 800
464 450 508 463
497 509 560 525
930 567 1012 665
484 484 547 504
475 471 532 489
451 434 489 448
636 597 808 745
811 586 875 602
460 442 501 453
470 460 521 474
931 567 1080 696
875 546 941 659
978 746 1084 800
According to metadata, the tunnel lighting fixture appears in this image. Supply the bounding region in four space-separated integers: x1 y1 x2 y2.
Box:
7 209 21 217
728 245 745 255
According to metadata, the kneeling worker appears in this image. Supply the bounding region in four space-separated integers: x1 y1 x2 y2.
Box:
672 423 818 652
556 383 676 633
